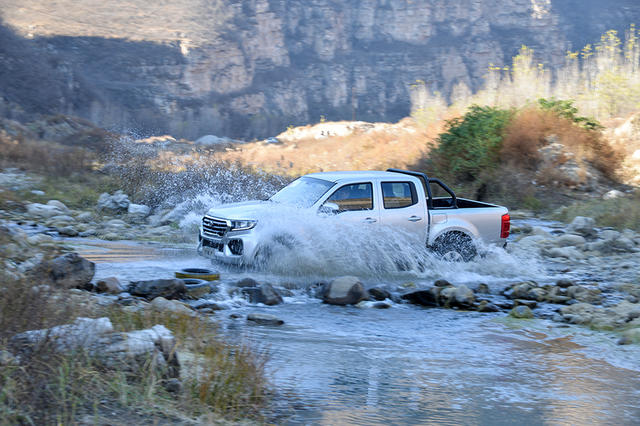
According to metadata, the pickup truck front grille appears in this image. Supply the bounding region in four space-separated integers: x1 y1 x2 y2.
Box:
203 216 228 237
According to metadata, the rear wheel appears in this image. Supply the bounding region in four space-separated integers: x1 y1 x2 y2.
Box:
432 232 477 262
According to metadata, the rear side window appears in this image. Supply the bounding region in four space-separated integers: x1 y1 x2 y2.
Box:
326 183 373 211
381 182 417 209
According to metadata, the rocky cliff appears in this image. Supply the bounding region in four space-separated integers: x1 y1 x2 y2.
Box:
1 0 639 139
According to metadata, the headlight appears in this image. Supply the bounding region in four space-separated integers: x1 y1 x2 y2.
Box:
230 219 257 231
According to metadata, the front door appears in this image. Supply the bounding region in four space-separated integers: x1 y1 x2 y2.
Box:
322 182 380 226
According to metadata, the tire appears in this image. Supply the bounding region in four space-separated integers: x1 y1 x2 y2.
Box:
181 278 213 299
252 234 298 269
432 232 477 262
175 268 220 281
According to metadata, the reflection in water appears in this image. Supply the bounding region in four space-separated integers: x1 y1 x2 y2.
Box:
73 239 640 425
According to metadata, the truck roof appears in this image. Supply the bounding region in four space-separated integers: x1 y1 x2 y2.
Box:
305 170 418 183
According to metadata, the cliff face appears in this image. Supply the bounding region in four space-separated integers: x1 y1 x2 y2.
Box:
1 0 640 139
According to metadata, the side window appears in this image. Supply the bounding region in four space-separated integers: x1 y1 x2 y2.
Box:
326 183 373 211
381 182 417 209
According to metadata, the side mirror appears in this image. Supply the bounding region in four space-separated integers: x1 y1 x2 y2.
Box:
319 202 339 216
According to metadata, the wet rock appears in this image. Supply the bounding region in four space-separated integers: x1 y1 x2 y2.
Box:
510 306 534 319
401 288 439 307
236 277 260 288
27 233 54 245
97 191 130 213
372 301 392 309
556 279 575 288
247 313 284 326
527 287 547 302
566 285 602 304
433 279 452 287
191 300 224 311
129 279 186 300
322 276 368 305
183 279 212 299
368 287 391 301
150 297 194 315
619 328 640 345
476 283 490 294
76 211 93 222
514 299 537 309
454 285 475 307
504 282 535 299
96 277 124 294
477 300 500 312
567 216 596 237
50 214 75 224
242 283 283 306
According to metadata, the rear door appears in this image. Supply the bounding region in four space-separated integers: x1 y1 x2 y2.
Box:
377 180 427 243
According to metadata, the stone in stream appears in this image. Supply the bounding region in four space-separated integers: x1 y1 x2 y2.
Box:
477 300 500 312
97 191 130 213
129 279 186 300
368 287 391 301
236 277 260 288
401 288 440 307
321 276 369 305
510 306 534 319
556 279 575 288
241 283 283 306
30 252 96 290
476 283 490 294
247 313 284 326
434 279 452 287
514 299 537 309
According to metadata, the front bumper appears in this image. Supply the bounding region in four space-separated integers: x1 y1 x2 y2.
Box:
197 229 259 265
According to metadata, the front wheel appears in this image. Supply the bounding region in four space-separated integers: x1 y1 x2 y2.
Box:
432 232 477 262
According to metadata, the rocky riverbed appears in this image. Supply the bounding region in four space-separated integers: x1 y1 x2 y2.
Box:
2 167 640 423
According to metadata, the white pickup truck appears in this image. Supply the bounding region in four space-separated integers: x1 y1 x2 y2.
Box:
197 169 510 264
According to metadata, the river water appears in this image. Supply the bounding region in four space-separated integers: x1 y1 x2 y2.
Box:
72 220 640 425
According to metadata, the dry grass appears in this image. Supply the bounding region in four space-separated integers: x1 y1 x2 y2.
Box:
554 190 640 231
217 118 443 176
501 108 624 179
0 131 96 177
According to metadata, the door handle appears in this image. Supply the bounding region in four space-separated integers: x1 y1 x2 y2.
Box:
408 216 422 222
363 217 377 223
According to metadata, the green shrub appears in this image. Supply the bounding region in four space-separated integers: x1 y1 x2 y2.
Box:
429 105 513 183
537 98 603 131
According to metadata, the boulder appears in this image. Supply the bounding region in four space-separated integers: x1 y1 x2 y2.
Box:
247 313 284 326
433 279 452 287
567 216 596 237
236 277 260 288
57 226 78 237
401 288 440 307
129 279 186 300
26 203 65 218
96 277 124 294
368 287 391 301
322 276 368 305
556 279 575 288
510 306 534 319
453 285 475 307
477 300 500 312
97 191 130 213
34 253 96 290
566 285 603 304
127 203 151 221
10 317 113 353
476 283 490 294
504 282 535 300
241 283 283 306
150 297 194 315
47 200 70 213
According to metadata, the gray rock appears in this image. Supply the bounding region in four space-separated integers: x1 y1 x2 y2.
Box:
247 313 284 326
150 297 194 315
555 234 586 247
477 300 500 312
556 279 575 288
236 277 260 288
26 203 65 218
510 305 534 319
566 285 603 304
97 191 130 213
47 200 69 213
32 253 96 290
241 283 283 306
514 299 537 309
401 288 439 307
454 285 475 307
57 226 78 237
433 279 452 287
371 301 392 309
76 211 93 222
50 214 75 223
545 247 585 260
504 282 535 299
96 277 124 294
322 276 369 305
476 283 490 294
567 216 596 237
127 203 151 220
603 189 625 200
9 317 113 353
129 279 186 300
0 350 17 366
368 287 391 301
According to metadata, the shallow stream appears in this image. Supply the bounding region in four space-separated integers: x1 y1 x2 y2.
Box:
71 219 640 425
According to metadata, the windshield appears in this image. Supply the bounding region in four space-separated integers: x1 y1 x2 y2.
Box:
270 177 335 208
